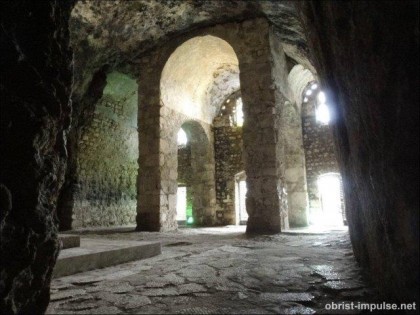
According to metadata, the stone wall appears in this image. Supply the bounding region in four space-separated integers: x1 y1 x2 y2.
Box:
73 72 138 227
298 1 419 303
177 144 192 186
301 97 340 214
213 95 244 225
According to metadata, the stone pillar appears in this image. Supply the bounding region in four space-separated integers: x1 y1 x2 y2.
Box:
136 62 179 232
158 106 179 231
188 123 217 225
239 22 291 234
283 100 309 227
136 69 162 231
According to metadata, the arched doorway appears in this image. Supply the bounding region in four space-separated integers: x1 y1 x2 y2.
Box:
157 35 240 228
317 172 346 226
137 20 290 233
175 121 216 226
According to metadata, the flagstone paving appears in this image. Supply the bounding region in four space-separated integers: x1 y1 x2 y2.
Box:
47 226 379 314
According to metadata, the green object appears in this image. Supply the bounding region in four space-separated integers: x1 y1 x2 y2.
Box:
187 216 194 225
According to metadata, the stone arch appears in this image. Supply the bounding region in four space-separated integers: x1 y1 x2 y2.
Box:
137 18 292 233
160 35 239 123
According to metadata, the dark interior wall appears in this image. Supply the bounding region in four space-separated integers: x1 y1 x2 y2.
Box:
72 72 138 228
178 143 192 186
298 1 419 302
0 1 74 313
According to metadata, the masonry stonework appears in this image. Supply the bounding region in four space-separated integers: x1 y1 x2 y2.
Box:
73 72 138 227
136 19 291 233
283 100 309 227
213 95 244 225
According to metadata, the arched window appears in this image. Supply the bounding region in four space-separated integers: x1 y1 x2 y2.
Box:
177 128 188 146
302 82 330 125
218 94 244 127
316 91 330 125
235 97 244 127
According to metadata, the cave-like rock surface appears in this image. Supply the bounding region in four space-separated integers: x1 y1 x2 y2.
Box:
298 0 419 303
69 0 309 99
0 1 74 313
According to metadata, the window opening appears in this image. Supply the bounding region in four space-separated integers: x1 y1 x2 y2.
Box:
177 128 188 146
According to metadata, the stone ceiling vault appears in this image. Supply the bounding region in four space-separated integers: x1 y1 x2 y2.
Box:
70 0 310 99
160 35 239 123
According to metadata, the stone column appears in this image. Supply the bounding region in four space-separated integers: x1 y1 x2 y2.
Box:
136 60 179 232
283 100 309 227
136 68 162 231
238 22 291 234
158 106 179 231
188 123 217 225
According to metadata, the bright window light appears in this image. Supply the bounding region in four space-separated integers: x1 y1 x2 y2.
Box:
316 103 330 124
303 97 308 103
317 91 326 103
235 97 244 127
176 186 187 221
239 180 248 222
311 83 318 90
316 174 343 226
316 90 330 125
305 89 313 96
177 128 188 146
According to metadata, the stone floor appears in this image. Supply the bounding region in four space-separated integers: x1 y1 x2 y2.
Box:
47 226 380 314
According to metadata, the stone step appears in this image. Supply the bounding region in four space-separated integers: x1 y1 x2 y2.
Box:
59 234 80 249
53 238 161 278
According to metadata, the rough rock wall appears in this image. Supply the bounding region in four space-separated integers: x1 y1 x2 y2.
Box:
299 1 419 302
0 1 74 313
73 72 138 228
56 66 108 231
301 98 340 214
69 0 307 101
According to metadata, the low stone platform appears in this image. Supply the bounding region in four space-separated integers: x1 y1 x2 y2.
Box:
283 225 348 235
53 238 161 278
59 234 80 249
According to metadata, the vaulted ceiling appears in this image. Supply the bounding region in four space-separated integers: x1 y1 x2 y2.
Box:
70 0 312 98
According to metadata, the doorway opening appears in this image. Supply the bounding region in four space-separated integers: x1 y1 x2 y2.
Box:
235 171 248 225
312 172 345 227
176 128 194 226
